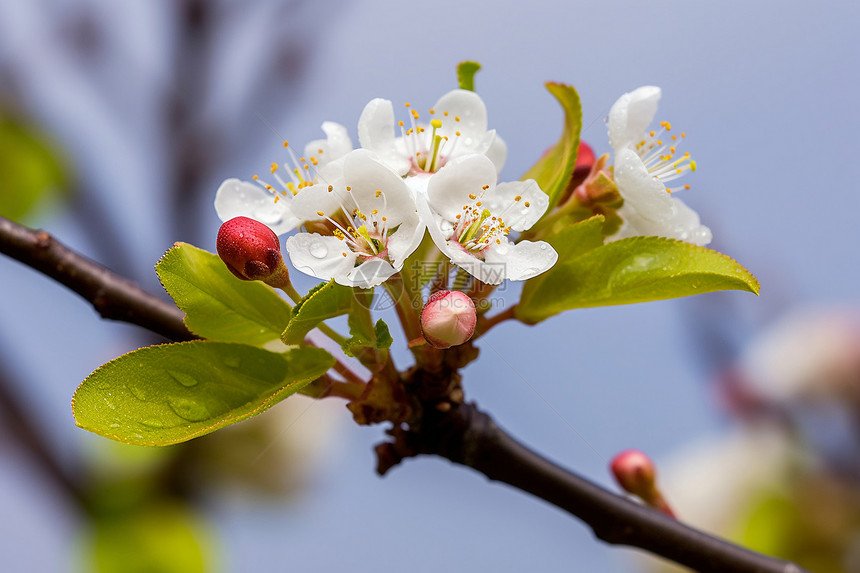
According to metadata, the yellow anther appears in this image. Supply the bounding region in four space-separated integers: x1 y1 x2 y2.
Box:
524 201 530 207
681 132 686 138
318 148 324 154
411 110 420 119
455 214 461 219
649 131 656 137
429 108 436 114
444 111 449 116
274 196 280 203
405 102 411 107
328 185 333 192
375 190 382 197
317 211 325 216
496 238 501 244
270 162 278 174
283 141 289 148
476 201 482 207
310 157 318 165
252 174 259 181
670 146 676 153
417 127 425 133
342 252 347 257
382 216 387 222
454 116 460 122
684 184 691 190
671 135 677 141
514 195 521 201
468 193 477 200
431 119 442 129
455 131 461 136
690 160 697 172
346 186 352 191
398 120 404 127
657 140 663 145
371 209 378 215
303 164 310 170
265 184 273 190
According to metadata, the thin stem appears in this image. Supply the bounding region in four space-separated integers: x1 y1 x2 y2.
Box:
381 403 812 573
383 273 422 342
473 305 517 338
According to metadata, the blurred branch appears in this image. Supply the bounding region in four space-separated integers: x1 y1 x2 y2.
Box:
378 403 811 573
0 216 195 341
0 216 809 573
0 354 88 511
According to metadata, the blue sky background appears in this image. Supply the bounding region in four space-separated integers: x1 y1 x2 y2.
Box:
0 0 858 571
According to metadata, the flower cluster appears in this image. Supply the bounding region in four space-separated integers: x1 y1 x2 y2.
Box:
215 82 714 290
216 88 555 288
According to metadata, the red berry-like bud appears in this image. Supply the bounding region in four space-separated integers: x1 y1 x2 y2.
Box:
610 449 675 517
420 290 477 349
216 217 289 287
574 141 596 177
611 449 656 497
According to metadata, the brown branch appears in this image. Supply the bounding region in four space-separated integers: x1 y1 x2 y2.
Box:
378 403 811 573
0 217 809 573
0 216 195 341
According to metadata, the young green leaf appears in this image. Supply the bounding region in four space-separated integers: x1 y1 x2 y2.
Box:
73 342 334 446
342 318 393 357
457 61 482 91
520 83 582 210
156 243 292 347
517 236 760 324
280 280 354 345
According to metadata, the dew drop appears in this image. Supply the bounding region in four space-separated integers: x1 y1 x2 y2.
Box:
167 370 199 388
168 396 211 422
140 418 165 429
309 241 328 259
128 384 150 401
221 355 241 369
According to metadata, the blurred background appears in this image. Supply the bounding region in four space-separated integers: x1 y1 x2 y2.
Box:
0 0 858 571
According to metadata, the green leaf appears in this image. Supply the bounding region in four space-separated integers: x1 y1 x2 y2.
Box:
517 235 760 324
0 115 68 222
341 318 393 357
457 61 482 91
73 341 334 446
521 83 582 210
87 504 210 573
156 243 292 346
281 279 354 345
375 319 393 349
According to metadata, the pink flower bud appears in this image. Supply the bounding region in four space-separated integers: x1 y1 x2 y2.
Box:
216 217 289 287
420 290 477 349
610 449 656 497
610 449 676 517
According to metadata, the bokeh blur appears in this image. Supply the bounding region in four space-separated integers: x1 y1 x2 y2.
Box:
0 1 858 571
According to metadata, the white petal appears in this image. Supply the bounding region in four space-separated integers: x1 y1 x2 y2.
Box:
341 258 397 288
214 178 298 235
286 233 356 281
615 198 713 246
613 147 674 221
486 179 549 232
386 218 425 269
484 239 558 282
303 121 352 169
342 149 416 227
288 182 348 223
433 89 488 146
608 86 661 150
357 98 410 175
426 155 498 222
483 131 507 173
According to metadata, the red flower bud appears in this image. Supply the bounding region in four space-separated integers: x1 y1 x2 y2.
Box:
610 449 675 517
216 217 289 287
420 290 477 349
574 141 596 177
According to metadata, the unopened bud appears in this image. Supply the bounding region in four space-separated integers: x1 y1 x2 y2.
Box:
216 217 289 288
573 141 596 179
610 449 675 517
420 290 477 349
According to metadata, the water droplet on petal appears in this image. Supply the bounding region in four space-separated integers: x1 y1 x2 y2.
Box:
167 370 199 388
539 244 548 250
310 241 328 259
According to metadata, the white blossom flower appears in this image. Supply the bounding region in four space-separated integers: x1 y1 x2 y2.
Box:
284 149 424 288
214 121 353 234
357 89 507 195
419 154 556 285
608 86 712 246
